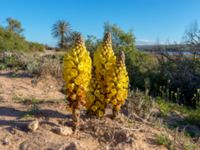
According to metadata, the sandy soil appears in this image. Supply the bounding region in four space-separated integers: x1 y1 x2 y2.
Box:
0 70 178 150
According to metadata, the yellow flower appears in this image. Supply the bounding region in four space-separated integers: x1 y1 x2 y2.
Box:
95 101 101 108
115 104 121 111
111 89 117 95
97 110 104 117
70 69 78 78
94 90 100 97
99 94 104 101
67 83 75 92
111 99 117 105
105 98 110 104
70 94 76 100
91 105 98 112
89 94 95 102
116 93 123 101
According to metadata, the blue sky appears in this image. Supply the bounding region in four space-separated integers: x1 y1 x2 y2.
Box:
1 0 200 46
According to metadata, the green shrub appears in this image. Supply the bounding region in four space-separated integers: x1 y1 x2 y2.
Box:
0 27 45 52
155 133 173 148
27 55 62 78
155 97 200 125
0 27 29 52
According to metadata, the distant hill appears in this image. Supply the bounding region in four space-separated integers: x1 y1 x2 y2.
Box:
136 44 191 52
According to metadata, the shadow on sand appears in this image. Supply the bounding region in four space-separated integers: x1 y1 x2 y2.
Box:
0 106 71 130
0 71 33 78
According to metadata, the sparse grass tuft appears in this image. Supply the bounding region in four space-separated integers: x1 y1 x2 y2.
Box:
14 97 41 119
125 90 154 119
183 143 196 150
155 97 200 125
26 55 62 78
21 98 40 119
155 133 173 149
12 94 25 102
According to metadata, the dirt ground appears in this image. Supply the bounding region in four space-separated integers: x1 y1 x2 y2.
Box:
0 70 190 150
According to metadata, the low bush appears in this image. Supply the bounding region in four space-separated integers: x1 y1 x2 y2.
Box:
124 90 154 119
0 52 28 70
0 51 62 79
154 133 173 149
27 55 62 78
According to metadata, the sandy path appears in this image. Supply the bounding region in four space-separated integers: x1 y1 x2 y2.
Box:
0 70 64 102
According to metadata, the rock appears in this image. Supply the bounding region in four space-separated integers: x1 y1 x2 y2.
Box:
2 138 10 145
58 142 86 150
53 126 73 136
114 130 130 143
10 128 17 135
115 143 134 150
19 141 39 150
28 119 39 132
58 142 77 150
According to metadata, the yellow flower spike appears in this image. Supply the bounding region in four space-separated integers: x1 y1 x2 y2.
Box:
87 32 116 117
62 34 92 130
109 50 129 119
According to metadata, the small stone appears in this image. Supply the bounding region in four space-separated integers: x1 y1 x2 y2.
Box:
2 138 9 145
54 126 73 136
28 119 39 132
58 142 77 150
114 130 130 143
10 128 17 135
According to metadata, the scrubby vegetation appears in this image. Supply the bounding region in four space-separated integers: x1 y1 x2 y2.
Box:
84 23 200 110
0 18 45 52
1 19 199 108
154 133 173 149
